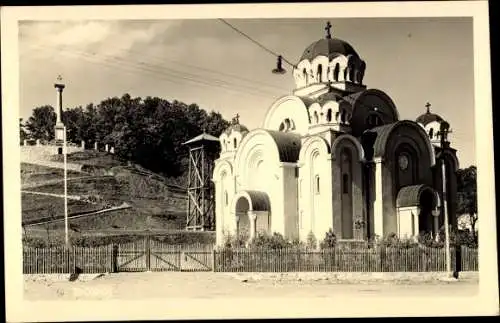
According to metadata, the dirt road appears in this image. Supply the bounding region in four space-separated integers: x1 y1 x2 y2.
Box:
24 272 479 301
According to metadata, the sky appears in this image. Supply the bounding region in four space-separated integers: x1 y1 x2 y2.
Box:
18 17 475 167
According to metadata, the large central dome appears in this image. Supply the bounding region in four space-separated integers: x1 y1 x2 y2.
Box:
300 38 360 61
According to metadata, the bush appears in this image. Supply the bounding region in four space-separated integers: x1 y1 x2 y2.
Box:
249 232 290 250
377 233 419 248
306 231 317 249
319 229 337 249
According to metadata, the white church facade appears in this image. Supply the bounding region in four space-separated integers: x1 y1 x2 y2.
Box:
212 24 459 246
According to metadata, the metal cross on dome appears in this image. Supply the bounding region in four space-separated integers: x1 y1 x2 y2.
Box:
325 21 333 39
56 75 63 82
233 113 240 124
425 102 431 113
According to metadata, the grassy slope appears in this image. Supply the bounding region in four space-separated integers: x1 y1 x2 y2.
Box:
21 151 188 234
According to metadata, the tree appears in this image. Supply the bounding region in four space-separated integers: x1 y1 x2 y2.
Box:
456 166 478 242
24 94 231 178
24 105 57 141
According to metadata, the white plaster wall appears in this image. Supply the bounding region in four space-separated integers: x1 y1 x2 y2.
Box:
233 130 283 236
397 207 419 238
263 96 311 136
281 164 299 240
298 136 332 242
213 159 236 246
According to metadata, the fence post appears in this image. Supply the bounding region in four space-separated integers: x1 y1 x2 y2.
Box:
112 244 119 273
146 235 151 271
212 248 216 272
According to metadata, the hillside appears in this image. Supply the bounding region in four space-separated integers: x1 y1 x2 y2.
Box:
21 151 190 239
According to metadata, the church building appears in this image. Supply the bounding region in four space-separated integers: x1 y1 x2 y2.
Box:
212 23 459 246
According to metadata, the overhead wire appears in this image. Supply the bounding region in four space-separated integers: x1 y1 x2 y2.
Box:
217 18 296 68
21 39 290 93
26 43 285 99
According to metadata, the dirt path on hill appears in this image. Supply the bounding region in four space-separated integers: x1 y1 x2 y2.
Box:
21 190 82 200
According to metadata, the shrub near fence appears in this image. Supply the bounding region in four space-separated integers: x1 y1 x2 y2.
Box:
213 246 479 273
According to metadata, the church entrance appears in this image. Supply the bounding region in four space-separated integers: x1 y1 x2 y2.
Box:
418 188 438 234
235 197 251 241
232 191 271 243
396 185 439 238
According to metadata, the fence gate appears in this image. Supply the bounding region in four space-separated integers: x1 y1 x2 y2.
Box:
180 245 213 271
116 239 147 272
150 240 181 271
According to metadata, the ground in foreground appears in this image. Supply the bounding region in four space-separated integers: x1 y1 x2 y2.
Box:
24 272 479 301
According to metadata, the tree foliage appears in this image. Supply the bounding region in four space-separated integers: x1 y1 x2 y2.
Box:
23 94 231 178
24 105 57 142
456 166 478 241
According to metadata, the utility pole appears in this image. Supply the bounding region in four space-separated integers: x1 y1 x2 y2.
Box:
64 126 69 248
440 121 451 275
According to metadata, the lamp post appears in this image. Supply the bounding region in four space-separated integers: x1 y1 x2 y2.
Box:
440 121 451 275
64 125 69 248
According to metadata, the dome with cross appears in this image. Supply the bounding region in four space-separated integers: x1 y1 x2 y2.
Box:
416 102 450 145
293 22 367 91
219 114 249 154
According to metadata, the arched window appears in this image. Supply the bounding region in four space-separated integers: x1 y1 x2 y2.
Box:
326 109 332 122
224 191 228 206
303 68 308 83
285 118 291 130
233 138 237 149
279 122 285 132
343 68 348 81
429 128 434 139
317 64 323 82
333 63 340 81
340 110 346 123
314 111 319 124
342 174 349 194
349 68 355 83
315 175 320 194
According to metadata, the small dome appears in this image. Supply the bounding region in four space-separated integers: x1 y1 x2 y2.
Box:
416 103 445 126
224 114 248 135
300 38 359 62
225 123 249 135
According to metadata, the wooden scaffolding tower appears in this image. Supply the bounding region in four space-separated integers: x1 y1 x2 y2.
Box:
183 133 220 231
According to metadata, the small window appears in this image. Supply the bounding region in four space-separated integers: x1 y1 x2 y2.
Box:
333 63 340 81
326 109 332 122
315 175 320 195
340 110 346 123
317 64 323 82
342 174 349 194
429 128 434 139
233 138 237 149
224 191 228 206
314 111 319 124
279 122 285 132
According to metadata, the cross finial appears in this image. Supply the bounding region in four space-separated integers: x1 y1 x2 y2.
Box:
232 113 240 125
425 102 431 113
325 21 332 39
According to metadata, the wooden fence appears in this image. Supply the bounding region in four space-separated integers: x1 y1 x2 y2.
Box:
23 240 215 274
213 246 479 273
23 240 478 274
